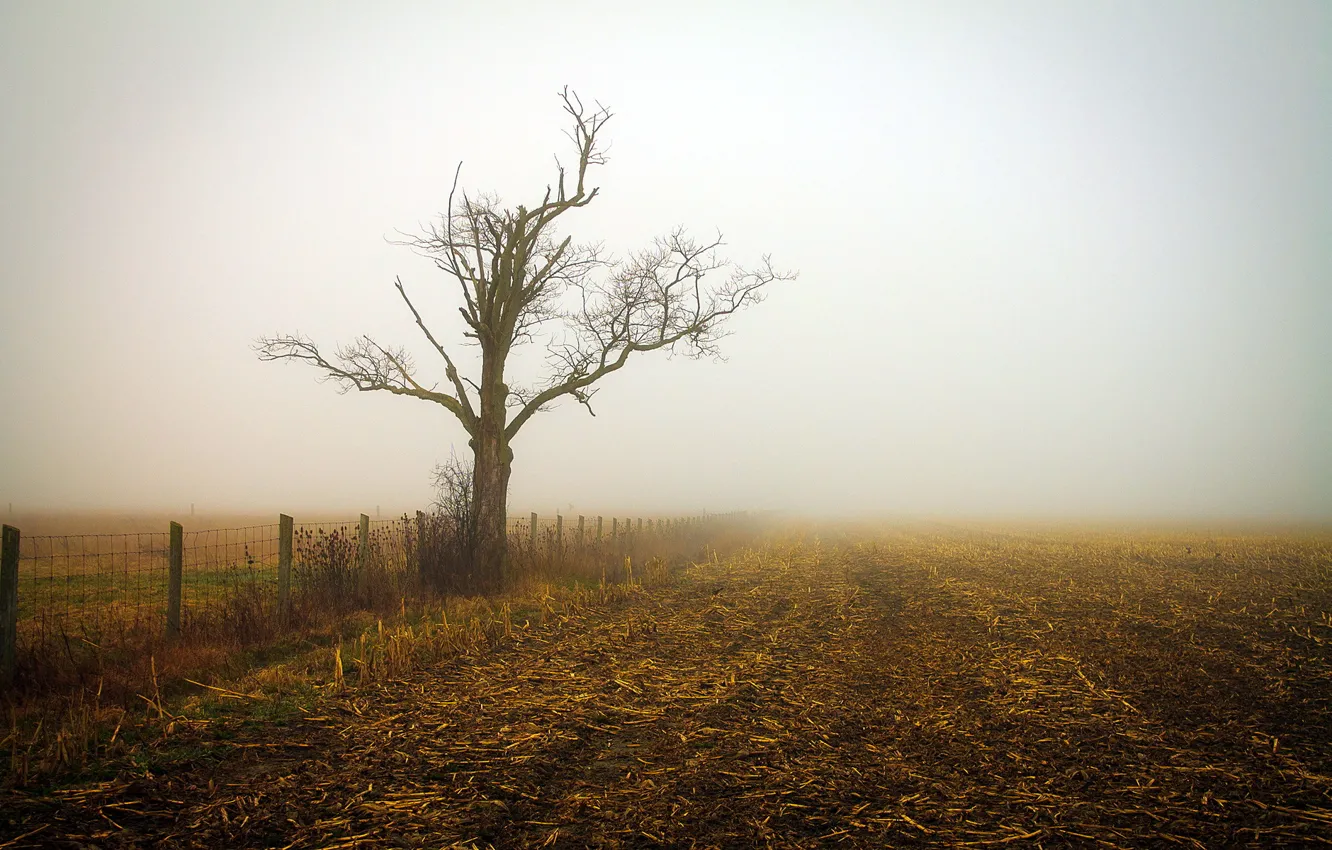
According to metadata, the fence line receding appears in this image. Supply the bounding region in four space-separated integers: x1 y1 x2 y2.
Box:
0 511 740 686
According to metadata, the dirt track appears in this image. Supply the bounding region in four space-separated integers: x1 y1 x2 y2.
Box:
5 533 1332 848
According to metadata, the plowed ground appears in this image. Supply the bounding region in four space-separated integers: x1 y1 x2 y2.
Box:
4 529 1331 848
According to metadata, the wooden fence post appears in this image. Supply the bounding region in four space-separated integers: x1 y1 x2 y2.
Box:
637 518 643 534
1 525 18 687
597 516 603 541
278 514 293 624
167 521 183 639
358 514 370 573
611 517 617 540
556 514 563 551
530 512 538 552
577 515 585 549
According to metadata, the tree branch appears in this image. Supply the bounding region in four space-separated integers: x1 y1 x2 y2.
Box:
504 232 796 440
392 276 478 432
254 333 476 435
260 89 796 467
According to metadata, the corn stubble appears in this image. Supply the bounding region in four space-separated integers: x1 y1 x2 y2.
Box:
2 525 1331 848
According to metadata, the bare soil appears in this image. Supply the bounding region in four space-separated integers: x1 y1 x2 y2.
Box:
4 528 1331 848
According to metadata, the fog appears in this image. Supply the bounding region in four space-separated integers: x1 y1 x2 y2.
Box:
2 1 1328 521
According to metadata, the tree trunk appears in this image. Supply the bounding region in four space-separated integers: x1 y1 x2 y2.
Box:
470 355 512 591
470 432 510 591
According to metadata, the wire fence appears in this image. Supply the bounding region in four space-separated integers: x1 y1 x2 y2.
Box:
182 524 282 638
16 532 170 649
0 511 738 687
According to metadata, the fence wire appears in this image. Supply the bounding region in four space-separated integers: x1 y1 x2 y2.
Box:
7 512 728 666
180 524 281 639
18 532 169 649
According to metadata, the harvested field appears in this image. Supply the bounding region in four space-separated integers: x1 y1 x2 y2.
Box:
3 526 1331 848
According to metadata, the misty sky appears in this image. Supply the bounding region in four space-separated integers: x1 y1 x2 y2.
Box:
2 1 1329 520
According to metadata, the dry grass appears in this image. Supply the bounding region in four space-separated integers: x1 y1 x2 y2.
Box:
1 514 749 791
2 523 1330 847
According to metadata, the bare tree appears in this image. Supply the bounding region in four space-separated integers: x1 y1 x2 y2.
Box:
257 88 795 587
417 451 476 592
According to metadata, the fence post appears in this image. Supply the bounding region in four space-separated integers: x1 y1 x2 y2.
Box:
278 514 293 624
597 516 603 541
637 518 643 534
530 512 538 552
1 525 18 687
577 515 585 550
556 514 563 552
358 514 370 573
167 521 183 639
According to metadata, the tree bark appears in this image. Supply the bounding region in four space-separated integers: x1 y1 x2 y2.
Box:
470 356 511 590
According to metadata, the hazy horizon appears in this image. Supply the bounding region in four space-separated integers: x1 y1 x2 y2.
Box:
3 1 1329 521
